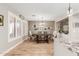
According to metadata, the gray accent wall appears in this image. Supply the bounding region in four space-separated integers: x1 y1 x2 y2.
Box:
28 21 55 35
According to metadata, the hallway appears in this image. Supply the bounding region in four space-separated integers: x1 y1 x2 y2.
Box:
5 40 53 56
0 3 79 56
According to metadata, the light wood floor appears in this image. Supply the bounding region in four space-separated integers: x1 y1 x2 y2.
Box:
5 40 53 56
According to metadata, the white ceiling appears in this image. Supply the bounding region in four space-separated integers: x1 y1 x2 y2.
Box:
3 3 79 21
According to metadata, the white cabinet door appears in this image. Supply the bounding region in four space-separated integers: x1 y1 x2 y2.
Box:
54 38 76 56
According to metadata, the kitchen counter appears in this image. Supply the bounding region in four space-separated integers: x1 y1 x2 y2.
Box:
54 33 77 56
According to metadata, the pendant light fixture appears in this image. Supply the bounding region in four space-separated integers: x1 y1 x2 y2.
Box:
39 17 45 26
67 3 73 15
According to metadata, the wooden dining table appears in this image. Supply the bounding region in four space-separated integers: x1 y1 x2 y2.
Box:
36 34 48 43
32 33 53 43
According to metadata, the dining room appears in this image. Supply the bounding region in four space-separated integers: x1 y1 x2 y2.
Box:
28 21 55 43
1 3 79 56
5 21 54 56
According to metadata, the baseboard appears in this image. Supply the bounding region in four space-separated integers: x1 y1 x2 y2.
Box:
0 40 24 56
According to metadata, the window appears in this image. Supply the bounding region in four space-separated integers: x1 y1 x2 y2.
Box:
16 19 21 37
9 13 16 39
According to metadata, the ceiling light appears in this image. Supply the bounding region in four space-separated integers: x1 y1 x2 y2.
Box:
67 3 73 16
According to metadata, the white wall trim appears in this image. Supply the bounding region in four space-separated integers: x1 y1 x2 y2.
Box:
0 40 24 56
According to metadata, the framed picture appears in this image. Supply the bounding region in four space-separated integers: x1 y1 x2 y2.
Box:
0 15 4 26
